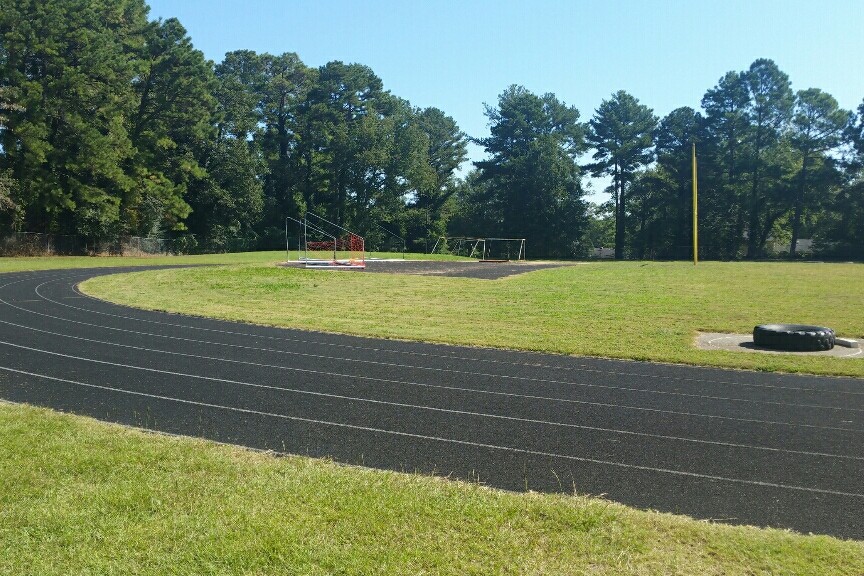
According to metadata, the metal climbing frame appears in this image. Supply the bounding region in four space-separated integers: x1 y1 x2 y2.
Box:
285 215 366 269
431 236 526 261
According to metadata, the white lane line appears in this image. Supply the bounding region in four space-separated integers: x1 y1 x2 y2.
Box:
48 274 862 394
18 279 864 411
1 325 860 460
4 310 864 433
2 293 862 435
2 364 862 500
8 271 864 412
17 295 864 415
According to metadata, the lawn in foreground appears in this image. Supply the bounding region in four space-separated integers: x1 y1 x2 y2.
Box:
81 260 864 377
1 403 861 576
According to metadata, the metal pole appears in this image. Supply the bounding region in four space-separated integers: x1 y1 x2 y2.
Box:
286 216 308 261
692 143 699 265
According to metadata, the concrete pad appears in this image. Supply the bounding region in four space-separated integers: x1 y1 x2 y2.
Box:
695 332 864 358
835 337 860 349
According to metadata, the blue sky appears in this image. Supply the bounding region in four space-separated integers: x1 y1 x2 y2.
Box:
146 0 863 200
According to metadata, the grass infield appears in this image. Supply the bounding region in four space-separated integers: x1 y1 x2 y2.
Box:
79 257 864 377
0 250 465 274
2 402 862 575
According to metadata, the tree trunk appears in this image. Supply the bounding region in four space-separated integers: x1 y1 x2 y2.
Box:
278 94 288 159
746 172 761 259
131 67 153 140
730 206 745 259
676 182 688 260
638 200 647 260
614 163 624 260
789 154 809 256
746 130 764 259
757 210 784 255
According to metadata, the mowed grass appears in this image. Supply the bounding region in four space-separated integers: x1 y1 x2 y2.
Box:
81 260 864 377
0 250 281 272
2 402 862 576
0 250 465 274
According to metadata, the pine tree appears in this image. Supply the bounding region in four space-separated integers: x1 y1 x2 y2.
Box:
0 0 149 242
473 85 586 258
586 91 657 259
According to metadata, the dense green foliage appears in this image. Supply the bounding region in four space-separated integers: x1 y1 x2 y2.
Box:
456 86 586 258
2 0 863 259
633 59 862 260
0 0 467 253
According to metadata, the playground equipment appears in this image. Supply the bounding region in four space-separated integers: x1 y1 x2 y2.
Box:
286 214 366 269
430 237 526 261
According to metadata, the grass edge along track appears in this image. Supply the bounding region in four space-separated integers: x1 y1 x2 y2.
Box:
79 258 864 378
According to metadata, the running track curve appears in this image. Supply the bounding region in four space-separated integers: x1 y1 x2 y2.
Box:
0 267 862 539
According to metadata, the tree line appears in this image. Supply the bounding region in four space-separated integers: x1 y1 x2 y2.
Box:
2 0 863 259
0 0 468 254
454 61 864 260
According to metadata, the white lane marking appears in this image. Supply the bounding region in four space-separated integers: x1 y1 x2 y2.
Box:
2 365 862 500
2 281 862 434
40 273 862 394
1 323 860 460
8 272 864 402
18 279 864 411
2 328 860 437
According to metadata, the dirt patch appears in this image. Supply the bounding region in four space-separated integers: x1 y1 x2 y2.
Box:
282 259 577 280
695 332 863 358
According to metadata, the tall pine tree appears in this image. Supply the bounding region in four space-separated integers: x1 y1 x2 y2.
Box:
473 85 587 258
587 91 657 259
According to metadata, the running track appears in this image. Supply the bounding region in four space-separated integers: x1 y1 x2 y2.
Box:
1 267 862 539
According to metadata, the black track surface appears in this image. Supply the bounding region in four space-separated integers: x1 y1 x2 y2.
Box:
1 267 862 539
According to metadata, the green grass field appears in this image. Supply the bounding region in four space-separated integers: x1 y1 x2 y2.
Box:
0 250 467 274
2 402 862 575
80 258 864 377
